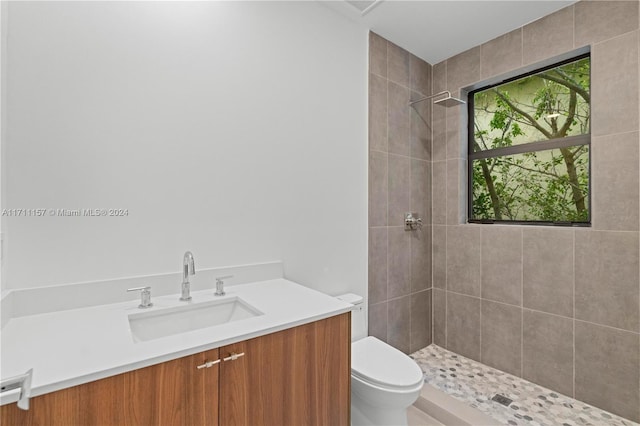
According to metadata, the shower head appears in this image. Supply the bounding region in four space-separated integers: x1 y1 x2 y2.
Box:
433 94 466 107
409 90 466 107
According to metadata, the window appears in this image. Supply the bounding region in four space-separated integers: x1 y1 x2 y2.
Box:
468 54 590 225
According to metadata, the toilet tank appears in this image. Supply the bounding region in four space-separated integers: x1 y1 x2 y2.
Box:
336 293 366 341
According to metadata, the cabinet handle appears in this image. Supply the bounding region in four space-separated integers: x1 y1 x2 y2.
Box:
196 359 221 369
223 352 245 362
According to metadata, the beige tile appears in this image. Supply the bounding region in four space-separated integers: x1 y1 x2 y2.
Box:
446 107 461 160
575 321 640 422
369 32 387 78
432 161 447 225
388 81 411 156
592 132 639 231
411 225 431 293
445 159 458 226
447 46 481 93
446 159 465 225
410 290 432 352
523 310 574 397
432 62 447 162
446 226 481 297
368 227 387 304
411 159 431 224
523 6 575 66
433 61 446 92
446 292 481 361
410 54 431 96
575 1 639 47
388 295 411 354
432 225 446 289
575 230 639 332
368 151 387 227
433 289 446 347
369 73 388 153
481 29 523 80
407 405 443 426
481 300 522 376
481 226 522 306
592 31 639 136
410 91 432 160
389 154 411 227
432 107 446 162
388 227 411 299
368 302 387 342
388 41 410 88
523 227 574 317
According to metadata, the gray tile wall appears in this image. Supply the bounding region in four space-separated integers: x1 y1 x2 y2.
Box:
368 32 433 354
431 2 640 422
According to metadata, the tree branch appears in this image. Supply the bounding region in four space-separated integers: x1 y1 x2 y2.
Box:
558 89 577 137
500 158 560 180
493 90 554 139
539 70 590 104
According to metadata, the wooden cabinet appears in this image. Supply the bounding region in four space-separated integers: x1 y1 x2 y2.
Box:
220 312 350 426
0 349 220 426
125 349 220 426
1 313 350 426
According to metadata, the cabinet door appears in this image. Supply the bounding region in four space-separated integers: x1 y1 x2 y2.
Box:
219 313 350 426
1 348 219 426
126 348 219 426
0 373 126 426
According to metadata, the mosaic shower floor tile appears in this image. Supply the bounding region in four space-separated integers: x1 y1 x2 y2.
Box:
410 345 638 426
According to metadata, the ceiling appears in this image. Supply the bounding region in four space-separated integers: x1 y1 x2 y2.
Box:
324 0 576 64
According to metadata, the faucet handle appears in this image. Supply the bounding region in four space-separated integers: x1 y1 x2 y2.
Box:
214 275 233 296
127 286 153 309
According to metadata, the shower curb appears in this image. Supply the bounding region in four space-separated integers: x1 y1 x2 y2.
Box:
414 384 496 426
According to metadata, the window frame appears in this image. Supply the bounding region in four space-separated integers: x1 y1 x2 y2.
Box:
466 53 592 227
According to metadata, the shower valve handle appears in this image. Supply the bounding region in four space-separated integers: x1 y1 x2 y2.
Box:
404 212 423 231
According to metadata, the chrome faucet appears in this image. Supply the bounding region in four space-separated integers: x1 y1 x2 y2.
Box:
180 251 196 301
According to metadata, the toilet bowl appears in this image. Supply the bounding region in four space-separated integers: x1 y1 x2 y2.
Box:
351 336 424 426
336 294 424 426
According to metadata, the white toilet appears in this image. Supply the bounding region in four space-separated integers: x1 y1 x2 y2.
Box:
336 294 424 426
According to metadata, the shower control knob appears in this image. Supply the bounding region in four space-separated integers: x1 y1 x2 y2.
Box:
404 212 423 231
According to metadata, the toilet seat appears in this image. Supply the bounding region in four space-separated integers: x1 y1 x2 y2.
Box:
351 336 424 391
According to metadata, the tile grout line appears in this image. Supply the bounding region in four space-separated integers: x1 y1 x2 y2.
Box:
521 227 524 379
479 226 483 363
408 52 413 354
443 287 640 336
431 61 435 347
592 27 640 49
572 228 576 398
444 59 449 350
443 226 447 346
566 318 640 336
437 224 639 235
370 148 431 162
520 27 524 70
385 38 390 344
572 5 575 50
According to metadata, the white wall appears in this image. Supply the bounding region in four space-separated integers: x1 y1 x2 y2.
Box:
2 1 368 298
1 0 7 292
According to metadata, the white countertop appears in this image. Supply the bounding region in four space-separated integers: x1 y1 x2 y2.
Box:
0 278 352 405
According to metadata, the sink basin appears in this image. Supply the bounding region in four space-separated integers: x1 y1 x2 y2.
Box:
128 297 263 342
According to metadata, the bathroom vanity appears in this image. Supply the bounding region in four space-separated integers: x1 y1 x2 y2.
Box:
0 278 352 426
